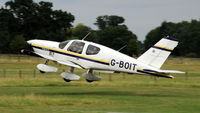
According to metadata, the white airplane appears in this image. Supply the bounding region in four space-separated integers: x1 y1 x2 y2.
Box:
21 36 184 82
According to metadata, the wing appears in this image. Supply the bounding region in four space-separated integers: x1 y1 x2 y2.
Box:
34 52 84 69
57 60 83 69
35 52 55 61
93 70 114 73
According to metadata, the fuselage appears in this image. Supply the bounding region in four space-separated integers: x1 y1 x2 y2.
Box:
27 39 158 74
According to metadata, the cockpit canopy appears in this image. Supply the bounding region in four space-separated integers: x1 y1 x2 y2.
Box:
67 41 85 54
59 40 101 55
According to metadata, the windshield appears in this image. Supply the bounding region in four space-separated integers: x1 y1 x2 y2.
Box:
59 40 70 49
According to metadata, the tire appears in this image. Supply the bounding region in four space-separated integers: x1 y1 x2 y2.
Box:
63 78 71 82
39 70 45 73
86 79 93 83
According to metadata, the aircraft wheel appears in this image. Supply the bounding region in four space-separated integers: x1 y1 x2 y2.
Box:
86 79 93 83
39 70 45 73
63 78 71 82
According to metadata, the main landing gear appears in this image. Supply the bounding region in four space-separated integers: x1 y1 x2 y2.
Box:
60 67 80 82
61 68 101 83
82 69 101 83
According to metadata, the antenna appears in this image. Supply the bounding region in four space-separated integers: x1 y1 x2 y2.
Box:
82 32 91 40
117 45 127 51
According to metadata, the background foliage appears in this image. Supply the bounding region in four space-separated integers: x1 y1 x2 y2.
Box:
0 0 199 57
144 20 200 57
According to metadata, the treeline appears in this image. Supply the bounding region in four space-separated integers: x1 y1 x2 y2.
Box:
71 16 141 56
0 0 74 53
0 0 199 57
0 0 141 56
144 20 200 57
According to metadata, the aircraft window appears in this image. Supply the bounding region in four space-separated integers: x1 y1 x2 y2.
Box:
59 41 70 49
67 41 85 54
86 44 100 55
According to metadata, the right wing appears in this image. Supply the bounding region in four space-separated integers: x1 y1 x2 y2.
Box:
57 60 83 69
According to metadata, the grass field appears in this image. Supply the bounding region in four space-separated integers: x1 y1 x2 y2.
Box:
0 55 200 113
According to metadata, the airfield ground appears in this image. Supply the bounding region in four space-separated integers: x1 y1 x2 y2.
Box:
0 55 199 113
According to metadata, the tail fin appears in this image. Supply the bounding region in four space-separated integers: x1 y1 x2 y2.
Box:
137 36 178 69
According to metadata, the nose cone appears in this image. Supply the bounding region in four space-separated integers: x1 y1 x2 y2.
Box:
27 40 35 45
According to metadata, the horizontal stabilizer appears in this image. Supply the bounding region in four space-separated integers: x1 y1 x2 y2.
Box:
157 69 185 74
137 68 185 79
137 69 174 79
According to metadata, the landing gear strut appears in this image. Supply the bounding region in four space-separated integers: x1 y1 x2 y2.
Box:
39 60 49 73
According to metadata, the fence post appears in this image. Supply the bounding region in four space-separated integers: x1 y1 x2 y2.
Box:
109 73 112 81
19 70 22 78
185 72 188 80
17 55 20 62
33 69 36 78
3 69 6 78
154 76 157 82
123 73 126 79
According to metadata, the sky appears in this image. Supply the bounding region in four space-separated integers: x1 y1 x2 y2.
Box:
0 0 200 41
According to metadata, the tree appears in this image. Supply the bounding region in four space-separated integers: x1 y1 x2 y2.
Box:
0 31 11 53
71 23 92 39
94 15 125 30
94 15 140 56
5 0 75 41
9 35 26 53
0 8 20 53
144 20 200 57
0 0 75 53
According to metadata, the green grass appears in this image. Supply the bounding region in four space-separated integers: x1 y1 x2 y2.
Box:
0 55 200 113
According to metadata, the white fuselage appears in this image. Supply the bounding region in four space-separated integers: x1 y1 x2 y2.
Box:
24 36 184 80
27 39 158 74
